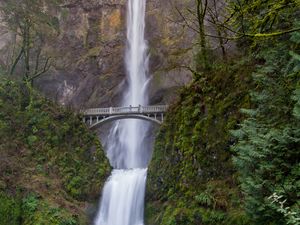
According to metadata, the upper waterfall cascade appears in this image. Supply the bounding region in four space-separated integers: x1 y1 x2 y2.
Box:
94 0 151 225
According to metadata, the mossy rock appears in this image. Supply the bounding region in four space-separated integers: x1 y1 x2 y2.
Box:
147 59 255 224
0 77 111 224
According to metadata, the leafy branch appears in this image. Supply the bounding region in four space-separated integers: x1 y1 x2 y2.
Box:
268 193 300 225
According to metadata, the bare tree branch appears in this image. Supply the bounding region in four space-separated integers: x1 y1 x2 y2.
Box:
28 56 52 81
9 47 24 75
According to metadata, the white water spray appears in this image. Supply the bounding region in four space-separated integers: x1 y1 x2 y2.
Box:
94 0 149 224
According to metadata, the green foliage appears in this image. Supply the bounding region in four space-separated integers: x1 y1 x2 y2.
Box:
22 193 39 216
0 191 79 225
0 0 62 80
22 197 78 225
156 201 241 225
229 0 299 40
268 193 300 225
293 87 300 119
0 192 21 225
195 192 214 207
147 1 300 224
160 205 196 225
147 60 254 224
0 0 61 30
0 77 110 224
231 18 300 224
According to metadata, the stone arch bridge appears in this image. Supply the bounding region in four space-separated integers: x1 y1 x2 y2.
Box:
82 105 168 129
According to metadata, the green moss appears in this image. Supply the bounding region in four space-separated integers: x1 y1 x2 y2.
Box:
77 46 102 65
0 192 21 225
0 78 110 224
0 191 80 225
146 59 254 224
22 193 78 225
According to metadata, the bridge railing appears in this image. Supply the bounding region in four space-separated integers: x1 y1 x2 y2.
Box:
142 105 168 113
83 108 110 114
82 105 168 116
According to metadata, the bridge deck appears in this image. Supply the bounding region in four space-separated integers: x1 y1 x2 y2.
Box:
83 105 168 116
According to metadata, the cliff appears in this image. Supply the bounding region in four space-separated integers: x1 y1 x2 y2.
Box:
145 60 254 224
0 0 236 109
0 0 194 108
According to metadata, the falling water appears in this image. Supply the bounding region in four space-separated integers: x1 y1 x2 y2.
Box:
94 0 149 224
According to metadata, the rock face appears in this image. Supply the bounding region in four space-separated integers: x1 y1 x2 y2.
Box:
37 0 128 108
0 0 233 109
36 0 194 108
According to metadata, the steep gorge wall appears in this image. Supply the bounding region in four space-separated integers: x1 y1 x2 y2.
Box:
0 0 234 109
146 61 253 225
36 0 195 108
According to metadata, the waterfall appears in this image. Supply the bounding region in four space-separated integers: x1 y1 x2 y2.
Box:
94 0 149 224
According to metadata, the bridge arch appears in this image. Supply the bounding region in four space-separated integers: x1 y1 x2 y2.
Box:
82 105 167 129
89 114 162 129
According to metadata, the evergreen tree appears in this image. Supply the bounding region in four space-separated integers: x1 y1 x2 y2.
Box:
232 26 300 225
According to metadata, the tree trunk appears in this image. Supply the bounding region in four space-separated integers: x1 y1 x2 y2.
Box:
23 20 31 80
196 0 209 72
